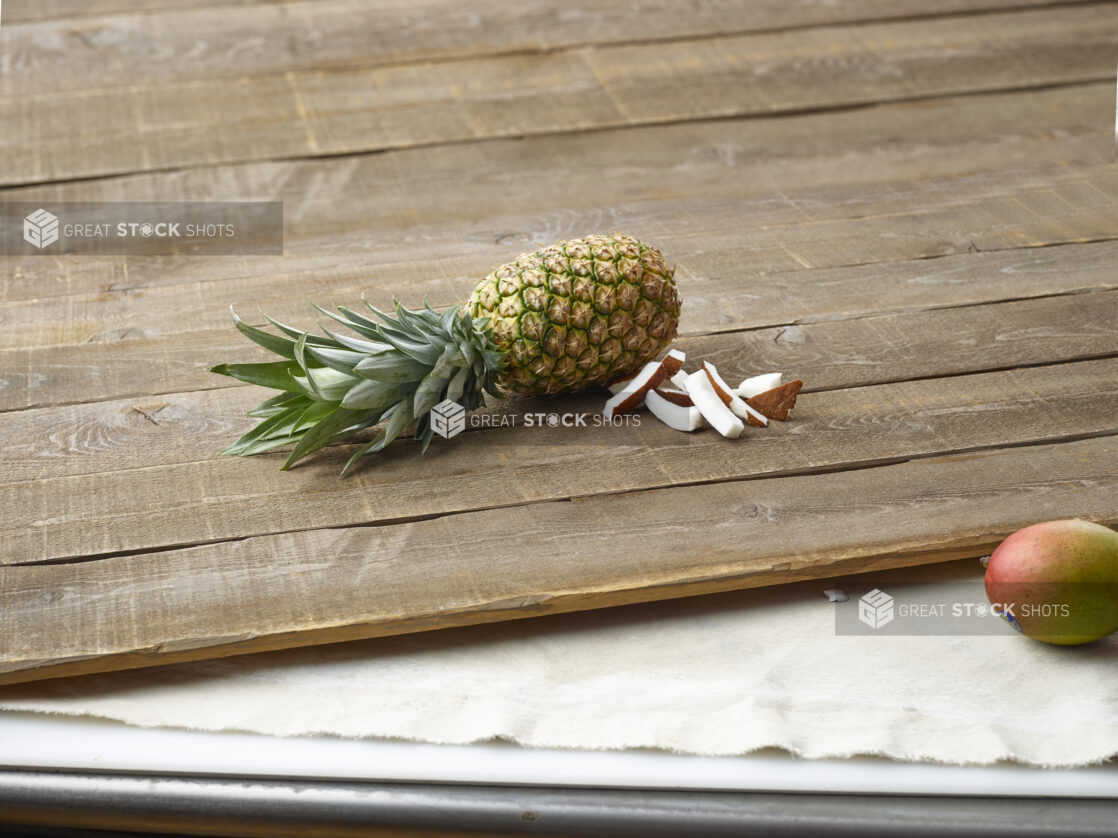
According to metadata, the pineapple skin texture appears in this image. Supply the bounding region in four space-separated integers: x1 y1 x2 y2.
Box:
467 234 681 395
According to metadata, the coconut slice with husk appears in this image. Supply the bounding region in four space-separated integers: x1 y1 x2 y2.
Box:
606 350 685 394
652 387 693 407
608 370 643 393
684 371 745 438
702 362 767 427
746 379 803 421
606 366 642 395
661 349 686 375
736 372 783 399
603 349 686 418
646 389 703 432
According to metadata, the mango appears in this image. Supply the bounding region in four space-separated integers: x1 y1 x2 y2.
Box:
984 519 1118 645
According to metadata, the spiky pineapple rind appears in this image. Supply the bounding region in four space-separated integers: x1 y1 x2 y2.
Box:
466 234 680 395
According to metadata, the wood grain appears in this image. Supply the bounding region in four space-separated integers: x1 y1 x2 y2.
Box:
20 290 1118 502
2 255 1114 419
3 165 1117 412
2 81 1110 306
3 290 1114 484
2 78 1109 308
1 0 288 24
2 128 1113 341
4 358 1115 566
2 435 1113 685
3 5 1114 184
2 0 1091 75
2 0 1115 685
7 230 1118 357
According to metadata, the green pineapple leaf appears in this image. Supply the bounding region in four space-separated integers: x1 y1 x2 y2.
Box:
341 378 419 411
210 361 303 392
214 291 519 473
247 391 307 418
282 406 364 470
229 306 299 360
262 313 337 347
307 345 366 374
353 351 430 383
221 405 305 456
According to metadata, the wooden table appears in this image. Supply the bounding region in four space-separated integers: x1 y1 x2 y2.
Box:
1 0 1116 685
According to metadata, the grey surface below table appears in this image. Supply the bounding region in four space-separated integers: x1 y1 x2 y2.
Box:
2 771 1118 838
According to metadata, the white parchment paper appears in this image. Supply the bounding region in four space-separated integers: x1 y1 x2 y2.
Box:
2 559 1115 767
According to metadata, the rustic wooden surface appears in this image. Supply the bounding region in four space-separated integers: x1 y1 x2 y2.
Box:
1 0 1116 684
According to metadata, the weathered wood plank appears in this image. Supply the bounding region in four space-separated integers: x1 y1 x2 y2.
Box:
2 0 1090 77
4 180 1117 357
3 359 1115 565
2 291 1114 484
1 435 1113 684
3 5 1114 185
4 244 1113 417
0 386 262 485
0 0 1114 685
3 172 1117 411
2 82 1110 306
1 0 284 25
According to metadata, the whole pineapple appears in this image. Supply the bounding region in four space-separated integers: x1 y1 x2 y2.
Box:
213 234 680 473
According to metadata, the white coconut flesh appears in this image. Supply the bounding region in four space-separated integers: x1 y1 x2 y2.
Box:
652 387 693 407
602 353 796 436
645 389 703 432
702 362 768 427
603 351 686 415
684 371 745 438
737 372 783 399
607 369 640 394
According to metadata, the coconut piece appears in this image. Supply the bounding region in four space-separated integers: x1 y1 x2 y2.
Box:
746 379 803 421
669 370 689 390
646 390 703 432
603 368 639 395
606 349 685 395
684 371 745 439
736 372 783 399
603 362 659 417
603 351 686 419
702 362 768 428
653 387 693 407
661 348 686 375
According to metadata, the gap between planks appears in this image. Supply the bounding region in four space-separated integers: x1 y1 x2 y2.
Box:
3 0 1100 30
4 152 1117 341
11 429 1116 569
1 288 1114 524
4 78 1112 193
2 80 1110 233
3 0 1104 89
4 358 1115 566
3 81 1113 309
1 279 1114 419
0 434 1113 685
3 4 1115 185
2 0 310 25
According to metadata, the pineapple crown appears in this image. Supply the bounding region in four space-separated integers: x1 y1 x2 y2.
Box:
210 298 506 474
